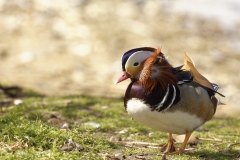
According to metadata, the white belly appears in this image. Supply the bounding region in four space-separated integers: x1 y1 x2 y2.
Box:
126 98 204 134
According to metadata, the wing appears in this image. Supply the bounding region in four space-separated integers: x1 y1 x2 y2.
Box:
174 66 224 97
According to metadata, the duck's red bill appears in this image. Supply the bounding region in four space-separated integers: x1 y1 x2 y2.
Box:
115 71 131 84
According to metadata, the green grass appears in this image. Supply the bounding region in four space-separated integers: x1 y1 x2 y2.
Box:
0 92 239 160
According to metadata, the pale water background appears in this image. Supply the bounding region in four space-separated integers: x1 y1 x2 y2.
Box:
166 0 240 30
0 0 239 117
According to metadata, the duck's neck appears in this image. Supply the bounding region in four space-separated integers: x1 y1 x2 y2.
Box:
139 64 177 94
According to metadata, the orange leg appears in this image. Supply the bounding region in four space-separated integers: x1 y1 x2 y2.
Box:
160 133 177 154
169 131 192 155
178 131 192 153
160 131 192 158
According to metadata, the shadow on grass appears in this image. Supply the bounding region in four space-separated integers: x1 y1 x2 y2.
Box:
0 83 45 98
186 149 240 160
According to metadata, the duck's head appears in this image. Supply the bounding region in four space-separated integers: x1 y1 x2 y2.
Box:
116 47 155 83
116 47 168 83
116 47 177 93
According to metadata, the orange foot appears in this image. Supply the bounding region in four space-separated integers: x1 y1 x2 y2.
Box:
159 133 178 154
160 132 192 155
160 141 177 153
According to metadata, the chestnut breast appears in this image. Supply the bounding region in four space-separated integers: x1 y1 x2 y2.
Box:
124 80 180 112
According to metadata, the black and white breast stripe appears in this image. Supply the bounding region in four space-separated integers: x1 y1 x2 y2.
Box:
154 84 180 112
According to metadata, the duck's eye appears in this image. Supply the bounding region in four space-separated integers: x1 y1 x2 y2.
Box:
133 62 139 66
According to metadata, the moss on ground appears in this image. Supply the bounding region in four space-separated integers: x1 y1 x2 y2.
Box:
0 92 239 160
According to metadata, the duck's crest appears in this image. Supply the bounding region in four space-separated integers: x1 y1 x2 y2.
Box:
139 47 177 94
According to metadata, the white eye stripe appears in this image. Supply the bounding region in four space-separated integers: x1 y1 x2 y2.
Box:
125 51 152 70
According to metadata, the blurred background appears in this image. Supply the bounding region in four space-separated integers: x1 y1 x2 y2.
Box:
0 0 239 117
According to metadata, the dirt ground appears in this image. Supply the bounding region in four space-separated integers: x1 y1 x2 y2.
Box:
0 0 240 118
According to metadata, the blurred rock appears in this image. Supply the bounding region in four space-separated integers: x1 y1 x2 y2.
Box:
135 154 146 159
119 129 128 134
83 121 100 128
109 136 122 142
61 138 83 152
114 152 125 160
101 105 109 109
13 99 23 105
148 132 154 137
174 134 200 147
61 122 71 130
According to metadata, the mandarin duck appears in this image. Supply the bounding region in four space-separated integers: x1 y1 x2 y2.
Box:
116 47 224 155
